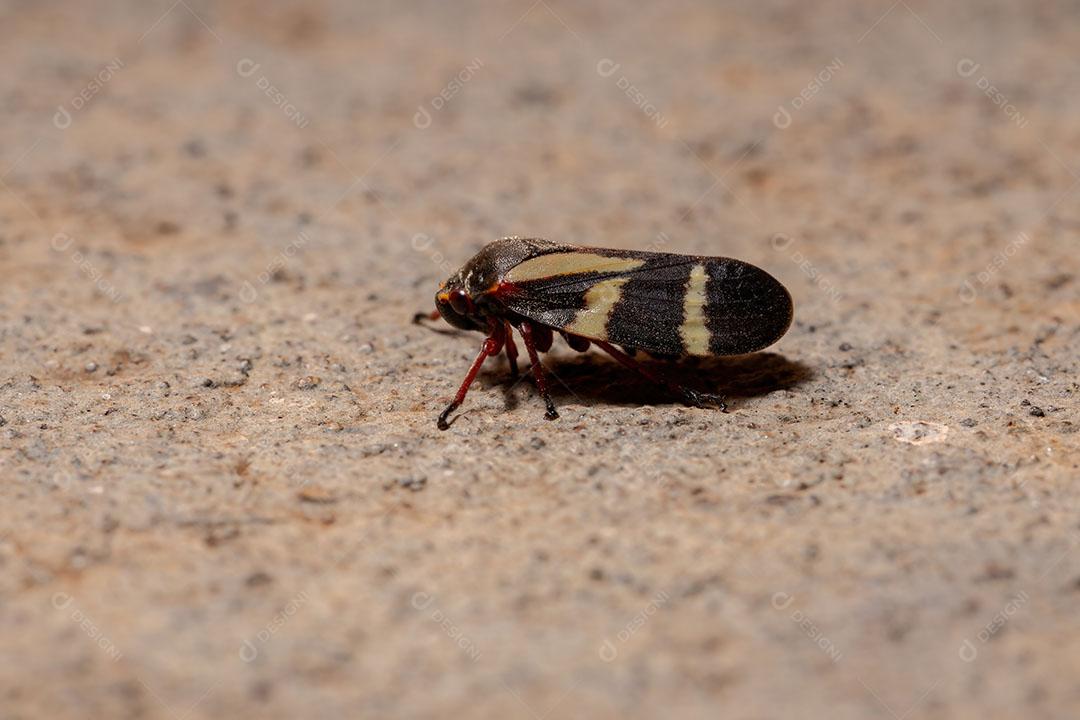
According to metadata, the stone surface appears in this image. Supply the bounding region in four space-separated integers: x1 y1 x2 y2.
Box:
1 1 1077 718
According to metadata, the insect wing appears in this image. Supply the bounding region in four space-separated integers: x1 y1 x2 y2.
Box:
500 249 792 356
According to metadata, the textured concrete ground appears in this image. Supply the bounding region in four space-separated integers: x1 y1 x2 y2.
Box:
1 1 1078 718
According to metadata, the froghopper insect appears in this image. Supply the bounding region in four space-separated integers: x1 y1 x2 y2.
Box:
417 237 793 430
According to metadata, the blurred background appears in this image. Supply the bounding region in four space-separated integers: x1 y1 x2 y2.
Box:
1 1 1077 718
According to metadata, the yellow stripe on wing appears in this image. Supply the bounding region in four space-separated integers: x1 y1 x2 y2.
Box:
565 277 630 339
505 252 645 282
681 264 711 356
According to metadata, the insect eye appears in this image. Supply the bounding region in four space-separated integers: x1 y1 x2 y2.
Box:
448 289 472 315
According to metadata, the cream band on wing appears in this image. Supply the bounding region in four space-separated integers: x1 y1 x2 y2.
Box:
565 277 630 339
505 252 645 282
680 264 711 356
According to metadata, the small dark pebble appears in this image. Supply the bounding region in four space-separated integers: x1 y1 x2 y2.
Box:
1030 407 1046 417
299 146 322 168
297 486 337 503
182 139 207 157
245 571 274 587
398 476 426 491
514 83 560 106
1045 273 1073 290
838 342 853 352
1021 399 1031 406
960 418 977 427
530 437 546 450
250 680 273 703
977 562 1015 582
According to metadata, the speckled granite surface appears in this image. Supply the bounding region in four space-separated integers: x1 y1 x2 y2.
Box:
1 1 1077 718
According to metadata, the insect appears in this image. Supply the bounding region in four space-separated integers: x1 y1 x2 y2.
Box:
416 237 793 430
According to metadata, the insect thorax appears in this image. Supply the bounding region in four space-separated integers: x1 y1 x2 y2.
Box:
458 237 564 296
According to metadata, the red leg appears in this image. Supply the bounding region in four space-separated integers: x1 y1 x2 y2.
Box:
519 321 559 421
503 321 520 378
438 324 504 430
593 340 726 411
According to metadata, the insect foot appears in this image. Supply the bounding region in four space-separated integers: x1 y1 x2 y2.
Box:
680 388 727 412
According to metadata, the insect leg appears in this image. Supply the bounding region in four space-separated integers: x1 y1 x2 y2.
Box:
593 340 727 411
503 321 520 378
518 321 559 421
437 324 504 430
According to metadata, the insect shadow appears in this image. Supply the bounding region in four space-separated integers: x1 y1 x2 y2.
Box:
479 349 812 413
